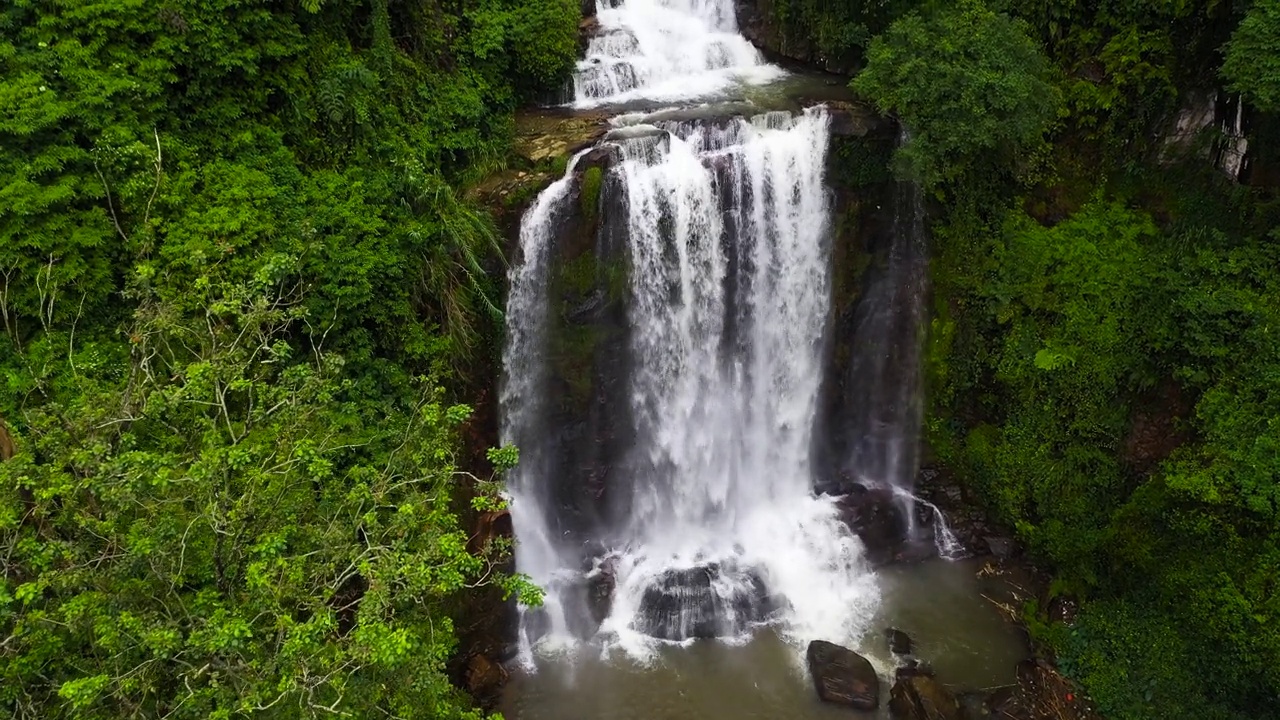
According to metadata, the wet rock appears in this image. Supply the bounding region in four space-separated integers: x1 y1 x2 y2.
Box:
889 674 963 720
886 627 913 656
580 0 596 19
894 658 934 681
578 17 601 53
635 563 771 640
957 691 992 719
586 556 617 626
834 485 910 565
806 640 880 711
522 607 552 646
579 144 622 173
465 653 508 701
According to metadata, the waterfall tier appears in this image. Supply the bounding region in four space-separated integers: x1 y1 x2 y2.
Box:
574 0 784 107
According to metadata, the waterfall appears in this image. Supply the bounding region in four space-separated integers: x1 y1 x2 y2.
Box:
501 0 936 668
501 150 595 657
574 0 783 107
601 109 879 656
842 176 929 536
503 106 880 661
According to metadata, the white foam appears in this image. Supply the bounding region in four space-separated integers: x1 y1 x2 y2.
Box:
574 0 785 107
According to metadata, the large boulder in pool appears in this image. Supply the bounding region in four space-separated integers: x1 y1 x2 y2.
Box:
634 563 771 640
806 640 880 710
889 673 963 720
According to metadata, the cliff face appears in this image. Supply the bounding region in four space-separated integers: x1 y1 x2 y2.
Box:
734 0 860 75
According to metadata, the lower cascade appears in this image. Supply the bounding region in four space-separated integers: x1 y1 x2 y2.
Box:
502 107 882 660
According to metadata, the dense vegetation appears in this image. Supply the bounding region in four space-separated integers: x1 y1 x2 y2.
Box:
0 0 577 717
847 1 1280 718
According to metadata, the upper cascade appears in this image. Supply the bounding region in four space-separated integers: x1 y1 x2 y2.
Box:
574 0 784 107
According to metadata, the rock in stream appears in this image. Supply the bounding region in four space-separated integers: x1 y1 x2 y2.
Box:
806 639 880 710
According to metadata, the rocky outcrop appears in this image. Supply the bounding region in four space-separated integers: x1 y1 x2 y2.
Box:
513 109 610 165
831 483 948 566
913 466 1021 560
733 0 861 75
807 640 881 710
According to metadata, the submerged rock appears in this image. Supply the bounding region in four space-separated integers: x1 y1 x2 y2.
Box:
889 674 963 720
806 640 880 710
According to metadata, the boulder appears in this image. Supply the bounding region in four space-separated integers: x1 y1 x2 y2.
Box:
585 555 617 626
512 110 609 165
886 627 913 656
889 674 963 720
635 563 771 640
806 640 880 711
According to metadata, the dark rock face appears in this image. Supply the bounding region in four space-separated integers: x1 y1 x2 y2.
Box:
889 674 964 720
634 564 772 640
806 640 881 710
733 0 861 75
832 485 936 566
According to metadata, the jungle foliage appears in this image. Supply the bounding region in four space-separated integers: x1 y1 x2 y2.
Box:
841 0 1280 718
0 0 577 717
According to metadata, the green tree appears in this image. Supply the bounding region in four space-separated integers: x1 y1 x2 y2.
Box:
1223 0 1280 112
851 0 1060 188
1 0 578 717
1 266 527 718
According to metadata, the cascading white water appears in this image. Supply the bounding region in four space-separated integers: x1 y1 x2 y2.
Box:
502 106 881 664
574 0 784 107
501 151 595 660
500 0 921 672
601 108 878 657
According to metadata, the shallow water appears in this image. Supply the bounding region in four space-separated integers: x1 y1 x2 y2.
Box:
502 559 1029 719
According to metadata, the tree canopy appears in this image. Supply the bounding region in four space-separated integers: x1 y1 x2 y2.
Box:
851 1 1060 188
1 0 576 717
